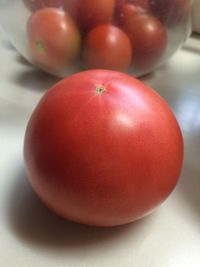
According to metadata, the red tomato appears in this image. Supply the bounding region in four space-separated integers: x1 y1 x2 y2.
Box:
82 24 132 71
24 70 183 227
122 13 167 71
115 0 148 20
27 8 81 76
149 0 191 26
77 0 115 32
117 3 145 25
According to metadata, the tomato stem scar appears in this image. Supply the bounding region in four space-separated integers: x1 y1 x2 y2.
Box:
96 85 107 94
35 40 45 54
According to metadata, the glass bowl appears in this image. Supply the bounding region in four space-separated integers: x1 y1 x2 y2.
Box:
0 0 193 77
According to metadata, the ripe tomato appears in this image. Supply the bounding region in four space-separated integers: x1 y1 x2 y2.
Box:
82 24 132 71
27 8 81 76
114 0 147 23
149 0 191 26
24 70 183 227
122 13 167 71
117 3 145 25
77 0 115 32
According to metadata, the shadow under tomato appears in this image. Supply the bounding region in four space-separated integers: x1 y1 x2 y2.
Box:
177 132 200 218
13 68 60 92
15 54 32 67
5 165 154 251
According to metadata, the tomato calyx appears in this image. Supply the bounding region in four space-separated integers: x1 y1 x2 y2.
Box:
96 85 107 94
35 40 45 54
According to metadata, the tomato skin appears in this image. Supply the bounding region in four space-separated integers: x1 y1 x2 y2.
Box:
27 8 81 76
82 24 132 71
77 0 115 32
117 3 145 25
122 13 167 71
24 70 183 227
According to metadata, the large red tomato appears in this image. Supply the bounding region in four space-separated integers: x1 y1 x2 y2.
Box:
24 70 183 227
27 8 81 76
82 24 132 71
121 13 167 71
77 0 115 32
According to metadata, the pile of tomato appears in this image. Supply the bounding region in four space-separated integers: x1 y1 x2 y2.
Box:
24 0 190 76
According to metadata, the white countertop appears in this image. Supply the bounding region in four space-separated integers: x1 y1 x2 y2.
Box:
1 26 200 267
